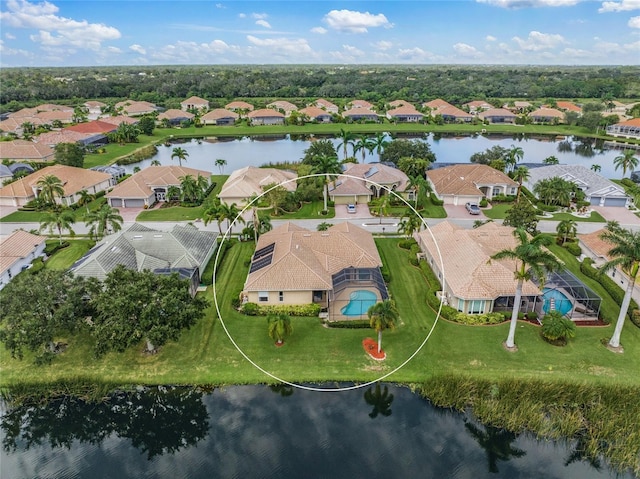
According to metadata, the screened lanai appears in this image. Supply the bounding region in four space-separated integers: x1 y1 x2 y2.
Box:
535 269 602 320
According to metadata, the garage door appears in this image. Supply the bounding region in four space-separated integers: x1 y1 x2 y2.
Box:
124 199 145 208
590 196 601 206
110 198 122 207
603 197 627 207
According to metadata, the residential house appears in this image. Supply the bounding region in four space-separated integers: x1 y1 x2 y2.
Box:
201 109 239 126
464 100 492 114
386 105 424 123
70 223 218 297
99 115 139 127
267 100 298 117
157 109 195 126
507 101 532 113
34 129 96 147
0 164 113 207
84 101 106 118
422 99 453 112
219 166 297 206
312 98 339 114
181 96 209 111
524 164 630 208
34 104 73 112
478 108 517 124
106 165 212 208
416 221 542 315
0 140 55 163
427 164 518 205
247 109 285 125
342 108 379 122
114 100 157 117
606 118 640 140
556 101 582 114
579 229 640 304
90 165 127 181
423 99 471 122
34 110 74 125
387 100 413 109
241 222 388 320
348 99 375 110
298 106 332 123
225 101 255 112
529 107 565 124
0 165 13 184
0 118 25 136
65 119 118 146
0 230 47 291
329 163 411 205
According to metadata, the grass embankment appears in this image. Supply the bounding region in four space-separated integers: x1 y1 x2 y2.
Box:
481 203 606 223
1 196 108 223
43 240 94 270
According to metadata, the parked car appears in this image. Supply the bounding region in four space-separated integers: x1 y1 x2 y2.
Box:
347 204 356 214
465 202 481 215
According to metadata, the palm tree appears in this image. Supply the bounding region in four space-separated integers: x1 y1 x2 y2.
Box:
367 299 399 354
217 202 245 233
506 145 524 173
512 166 530 201
215 158 227 174
337 128 355 160
267 314 293 345
599 225 640 350
398 209 422 237
317 221 332 231
590 164 602 173
244 210 272 241
202 198 223 233
372 132 389 161
543 155 559 165
36 174 65 205
363 383 394 419
150 159 161 166
179 175 199 203
311 154 342 211
166 185 180 202
76 189 94 214
40 208 76 244
556 219 577 245
353 135 373 164
490 228 562 350
407 175 431 209
171 146 189 167
613 150 639 178
195 174 209 201
84 204 123 240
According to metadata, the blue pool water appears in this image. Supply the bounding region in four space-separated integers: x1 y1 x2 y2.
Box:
340 290 377 316
542 288 573 315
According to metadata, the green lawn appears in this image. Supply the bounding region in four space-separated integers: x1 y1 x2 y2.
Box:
44 240 95 270
546 211 606 223
482 203 512 219
271 201 335 219
2 237 639 389
0 210 49 223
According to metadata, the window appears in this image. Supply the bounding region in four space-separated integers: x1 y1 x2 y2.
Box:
510 187 517 195
492 187 501 197
407 191 416 201
258 291 269 302
467 299 485 314
457 298 464 312
279 291 284 302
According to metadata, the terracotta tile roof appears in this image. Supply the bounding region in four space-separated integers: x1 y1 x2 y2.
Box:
386 105 423 117
298 106 332 118
8 108 39 119
267 100 298 112
201 109 239 121
342 107 378 118
343 162 410 191
0 118 22 133
464 100 492 109
350 99 374 109
66 120 118 134
0 140 54 161
181 96 209 106
313 98 338 111
248 108 285 118
99 115 138 126
36 104 73 112
115 100 157 115
513 101 532 108
478 108 517 119
34 130 93 146
157 109 195 121
106 166 212 200
329 177 372 196
530 107 565 119
225 101 254 111
422 99 453 110
243 222 381 292
0 230 47 274
417 221 541 300
615 118 640 127
85 101 106 108
579 229 612 260
34 110 74 122
556 101 582 112
219 166 297 202
0 164 111 200
388 100 412 108
427 164 517 196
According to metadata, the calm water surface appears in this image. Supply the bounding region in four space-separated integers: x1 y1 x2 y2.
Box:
0 384 632 479
124 133 629 180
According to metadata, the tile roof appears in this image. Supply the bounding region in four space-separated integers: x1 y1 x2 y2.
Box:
530 107 565 119
313 98 338 111
181 96 209 106
523 164 627 198
201 109 239 121
84 101 106 108
107 166 212 200
386 105 423 117
267 100 298 112
556 101 582 112
0 230 47 274
513 101 532 108
342 107 378 118
99 115 139 126
243 222 381 292
0 164 111 200
329 177 372 196
248 108 285 118
579 229 612 259
350 100 374 109
388 100 412 108
36 104 73 112
34 130 93 146
438 105 473 119
225 101 254 111
8 108 39 119
614 118 640 127
427 164 517 196
298 106 332 118
34 110 74 122
342 162 410 192
417 221 541 300
0 140 54 161
219 166 297 201
422 99 453 110
157 109 195 121
115 100 157 115
65 120 118 134
0 118 22 133
464 100 492 109
478 108 517 119
71 223 218 281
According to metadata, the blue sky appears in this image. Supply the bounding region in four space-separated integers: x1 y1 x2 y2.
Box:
1 0 639 66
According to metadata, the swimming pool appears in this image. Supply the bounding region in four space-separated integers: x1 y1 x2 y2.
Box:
340 290 378 317
542 288 573 316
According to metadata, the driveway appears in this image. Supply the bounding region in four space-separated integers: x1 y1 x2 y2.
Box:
591 206 639 228
334 203 373 220
117 207 145 222
444 204 485 219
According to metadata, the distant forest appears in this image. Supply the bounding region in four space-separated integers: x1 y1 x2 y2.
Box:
2 65 639 112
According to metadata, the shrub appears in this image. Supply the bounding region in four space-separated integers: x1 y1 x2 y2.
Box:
28 257 45 275
491 194 516 203
242 302 259 316
326 320 371 329
429 193 444 206
258 303 321 317
536 203 559 212
563 242 582 256
620 178 635 188
541 311 576 343
527 311 538 322
44 241 69 256
409 257 419 266
231 297 241 309
451 312 505 325
479 198 488 208
398 239 416 250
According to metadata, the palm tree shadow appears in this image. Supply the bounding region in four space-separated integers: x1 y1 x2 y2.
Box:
364 383 394 419
465 421 526 474
269 383 294 397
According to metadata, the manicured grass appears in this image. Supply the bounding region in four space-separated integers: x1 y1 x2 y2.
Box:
83 134 159 168
270 200 335 219
2 237 639 389
0 210 49 223
482 203 512 219
546 211 606 223
44 239 94 270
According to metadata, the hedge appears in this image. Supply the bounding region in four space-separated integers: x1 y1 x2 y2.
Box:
241 302 322 317
563 242 582 256
44 241 69 256
429 193 444 206
450 312 506 325
580 258 639 326
326 320 371 329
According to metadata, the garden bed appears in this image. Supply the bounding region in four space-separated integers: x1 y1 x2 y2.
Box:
362 338 386 360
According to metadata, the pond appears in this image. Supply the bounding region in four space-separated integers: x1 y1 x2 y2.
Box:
123 133 630 180
0 384 632 479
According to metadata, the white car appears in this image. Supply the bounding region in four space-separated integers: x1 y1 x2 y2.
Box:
465 202 481 215
347 204 356 214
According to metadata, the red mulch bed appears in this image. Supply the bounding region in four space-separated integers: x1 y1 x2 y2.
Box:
363 338 386 360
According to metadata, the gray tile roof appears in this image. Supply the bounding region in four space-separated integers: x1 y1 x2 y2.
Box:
524 164 628 198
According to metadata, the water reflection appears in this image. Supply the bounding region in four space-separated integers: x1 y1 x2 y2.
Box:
363 383 394 419
464 421 526 474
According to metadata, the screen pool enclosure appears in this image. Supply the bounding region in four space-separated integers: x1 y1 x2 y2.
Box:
535 269 602 320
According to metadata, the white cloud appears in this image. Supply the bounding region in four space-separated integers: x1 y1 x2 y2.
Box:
150 39 236 63
129 44 146 55
1 0 120 51
251 13 268 20
453 42 484 58
329 44 367 62
238 13 246 18
256 19 271 28
629 15 640 27
477 0 582 7
246 35 312 56
0 38 31 56
396 47 435 61
106 46 121 53
598 0 640 13
374 40 393 50
485 35 497 41
512 31 566 50
310 26 327 34
5 32 16 39
215 3 225 8
323 9 391 33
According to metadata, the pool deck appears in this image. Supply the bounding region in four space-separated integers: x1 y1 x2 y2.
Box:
327 286 382 322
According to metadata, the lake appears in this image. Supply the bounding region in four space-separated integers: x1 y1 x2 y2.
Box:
123 133 631 180
0 384 632 479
